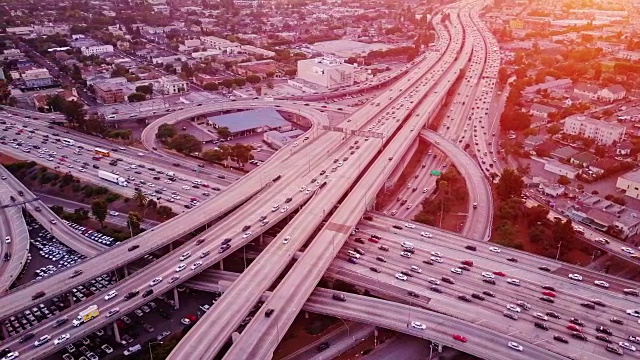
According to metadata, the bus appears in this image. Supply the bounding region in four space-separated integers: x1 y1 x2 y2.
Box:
61 138 75 146
94 148 110 157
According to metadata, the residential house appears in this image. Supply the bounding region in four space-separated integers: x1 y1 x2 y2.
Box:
598 85 626 102
529 103 556 118
573 83 600 101
524 134 545 151
616 142 633 156
32 88 78 110
551 146 580 161
570 151 597 167
588 159 616 176
544 159 579 179
563 114 626 145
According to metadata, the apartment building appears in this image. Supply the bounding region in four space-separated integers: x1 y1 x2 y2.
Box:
22 68 54 88
296 57 354 90
160 76 188 95
94 82 126 104
563 114 625 145
81 45 115 56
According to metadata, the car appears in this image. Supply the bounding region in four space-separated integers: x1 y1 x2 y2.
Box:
430 286 442 293
540 296 554 303
401 252 412 258
594 280 610 288
596 326 613 335
597 335 613 343
451 268 463 275
570 318 585 327
200 250 210 258
34 335 51 347
431 256 443 263
104 290 118 301
506 257 517 263
568 273 583 281
410 321 426 330
619 342 637 352
128 245 140 251
465 245 477 251
572 332 588 341
149 277 163 286
317 342 330 352
395 273 407 281
169 275 180 283
157 331 171 341
629 336 640 344
482 272 494 278
482 290 495 297
191 262 203 270
471 293 485 301
493 271 506 277
581 302 595 309
506 279 520 286
332 293 347 301
176 264 187 272
606 344 624 356
626 309 640 317
243 231 252 238
538 265 551 272
19 333 35 343
534 313 548 321
541 290 556 297
507 304 521 313
1 352 19 360
410 265 422 273
483 278 496 285
452 334 467 342
102 344 114 353
622 247 635 254
54 334 70 345
503 311 518 320
489 247 501 253
106 308 120 317
179 252 191 261
181 318 192 325
420 232 432 237
457 295 472 302
534 322 548 331
553 335 568 343
195 238 206 245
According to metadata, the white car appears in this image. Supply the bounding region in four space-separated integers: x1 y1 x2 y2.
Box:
482 272 494 279
1 352 19 360
431 251 443 257
104 290 118 301
106 308 120 317
401 241 414 249
622 247 635 254
175 263 187 272
169 275 180 283
300 186 306 192
243 231 252 238
411 321 426 330
179 252 191 261
450 268 463 275
280 206 289 213
54 334 70 345
420 232 433 238
431 256 443 263
620 342 637 352
489 247 501 253
507 304 521 312
428 278 440 285
568 274 583 281
410 265 422 273
181 318 191 325
191 262 203 270
4 236 10 244
400 252 412 258
395 273 408 281
182 186 191 190
626 309 640 318
594 280 609 288
282 236 291 244
506 279 520 286
508 342 523 352
149 277 163 286
533 312 548 321
404 223 415 229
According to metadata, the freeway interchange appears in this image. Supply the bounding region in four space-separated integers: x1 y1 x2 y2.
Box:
0 0 639 359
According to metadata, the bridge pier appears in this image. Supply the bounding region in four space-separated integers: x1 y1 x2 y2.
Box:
68 293 74 306
173 287 180 310
123 265 128 277
113 322 121 344
219 258 224 271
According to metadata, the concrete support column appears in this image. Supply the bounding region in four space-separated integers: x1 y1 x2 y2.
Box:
68 293 74 306
304 311 309 319
173 287 180 310
113 322 121 344
123 266 128 277
169 243 173 251
219 258 224 271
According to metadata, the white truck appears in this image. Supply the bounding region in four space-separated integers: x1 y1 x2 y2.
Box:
98 170 128 187
72 305 99 326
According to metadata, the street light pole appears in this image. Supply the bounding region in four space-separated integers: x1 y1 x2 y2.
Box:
556 241 562 260
149 341 163 360
338 317 351 340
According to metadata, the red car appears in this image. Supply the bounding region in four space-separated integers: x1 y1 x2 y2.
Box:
493 271 506 277
368 237 379 243
567 324 581 333
542 290 556 297
452 334 467 342
461 260 474 267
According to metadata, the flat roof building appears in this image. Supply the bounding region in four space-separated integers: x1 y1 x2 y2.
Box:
264 129 304 149
296 57 354 90
206 108 292 137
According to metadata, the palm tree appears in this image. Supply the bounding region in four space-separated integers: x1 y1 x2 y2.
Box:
133 190 147 208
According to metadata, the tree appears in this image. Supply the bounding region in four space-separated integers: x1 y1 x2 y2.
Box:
128 92 147 102
135 84 153 95
217 127 231 139
157 205 174 219
168 133 202 154
547 123 562 136
496 168 524 201
246 74 261 84
203 82 219 91
266 80 274 89
133 190 148 207
91 200 108 227
233 77 246 87
46 94 66 112
221 79 235 89
146 199 158 209
201 148 226 162
525 205 550 227
557 175 571 186
127 211 142 235
61 100 86 127
156 124 177 140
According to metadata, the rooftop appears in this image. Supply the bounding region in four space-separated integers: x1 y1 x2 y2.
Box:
207 108 289 133
620 168 640 184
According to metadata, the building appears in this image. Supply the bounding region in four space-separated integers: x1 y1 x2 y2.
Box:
563 115 625 145
160 76 188 95
194 73 228 87
32 88 78 110
573 83 600 100
191 50 221 60
81 45 114 56
94 82 126 104
21 68 54 88
296 57 354 90
206 108 291 137
616 50 640 61
523 78 572 94
263 129 304 149
539 183 565 197
529 103 556 118
235 60 278 77
616 142 633 156
1 49 24 61
598 85 626 102
616 169 640 199
33 24 70 36
570 151 597 167
5 27 34 36
523 134 545 151
551 146 580 161
544 159 579 179
509 19 525 30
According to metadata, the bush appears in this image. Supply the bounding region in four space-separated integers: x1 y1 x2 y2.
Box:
105 193 121 203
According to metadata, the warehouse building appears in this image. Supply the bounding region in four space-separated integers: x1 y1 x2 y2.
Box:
206 108 292 138
263 129 304 149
